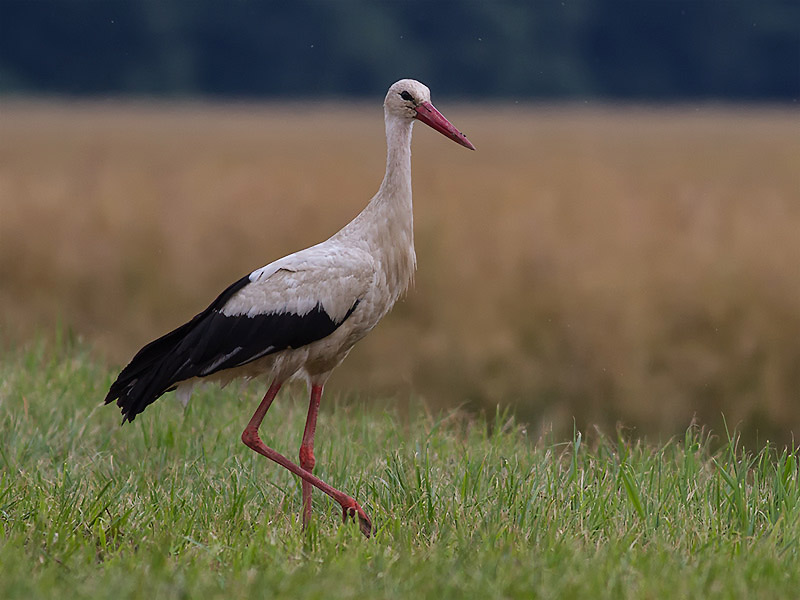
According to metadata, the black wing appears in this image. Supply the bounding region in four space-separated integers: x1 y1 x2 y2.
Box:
105 275 358 423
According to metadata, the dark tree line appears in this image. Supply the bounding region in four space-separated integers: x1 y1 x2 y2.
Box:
1 0 797 100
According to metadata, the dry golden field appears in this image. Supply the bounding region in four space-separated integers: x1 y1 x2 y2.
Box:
1 101 799 441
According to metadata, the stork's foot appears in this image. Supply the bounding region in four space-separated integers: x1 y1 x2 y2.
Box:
342 499 372 538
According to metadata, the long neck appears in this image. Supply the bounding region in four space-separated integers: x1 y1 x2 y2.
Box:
336 114 417 302
377 114 414 201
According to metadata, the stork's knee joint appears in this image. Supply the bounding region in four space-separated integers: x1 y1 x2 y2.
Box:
299 445 315 471
241 427 259 449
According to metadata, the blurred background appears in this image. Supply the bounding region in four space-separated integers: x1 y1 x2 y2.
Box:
1 1 799 442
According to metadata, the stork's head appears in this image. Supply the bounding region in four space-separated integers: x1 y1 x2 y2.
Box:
385 79 476 150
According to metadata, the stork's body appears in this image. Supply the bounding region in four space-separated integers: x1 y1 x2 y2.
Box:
105 79 474 536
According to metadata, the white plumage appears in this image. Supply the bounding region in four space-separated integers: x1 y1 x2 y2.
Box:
106 79 475 537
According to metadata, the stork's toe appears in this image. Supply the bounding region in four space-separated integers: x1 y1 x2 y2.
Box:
342 501 373 538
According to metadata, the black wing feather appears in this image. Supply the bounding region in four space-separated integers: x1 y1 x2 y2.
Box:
105 274 359 423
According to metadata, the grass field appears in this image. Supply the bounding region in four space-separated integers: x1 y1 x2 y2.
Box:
1 340 799 599
3 101 799 597
1 101 799 441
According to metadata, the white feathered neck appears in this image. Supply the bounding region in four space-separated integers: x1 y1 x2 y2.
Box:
334 113 417 303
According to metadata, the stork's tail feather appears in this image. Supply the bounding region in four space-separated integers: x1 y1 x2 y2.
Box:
105 275 253 423
104 320 196 423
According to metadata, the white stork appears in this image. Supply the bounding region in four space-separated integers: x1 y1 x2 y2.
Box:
105 79 475 537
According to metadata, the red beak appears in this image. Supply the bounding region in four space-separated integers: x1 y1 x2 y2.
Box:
414 101 476 150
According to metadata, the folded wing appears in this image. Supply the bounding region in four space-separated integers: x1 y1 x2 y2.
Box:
105 247 373 422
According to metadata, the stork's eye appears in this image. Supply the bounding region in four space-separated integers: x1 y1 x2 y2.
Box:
400 91 414 102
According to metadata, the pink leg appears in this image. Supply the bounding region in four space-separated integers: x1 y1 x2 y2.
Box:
241 379 372 537
299 384 322 529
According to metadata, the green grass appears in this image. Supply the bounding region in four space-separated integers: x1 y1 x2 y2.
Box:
1 338 799 599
